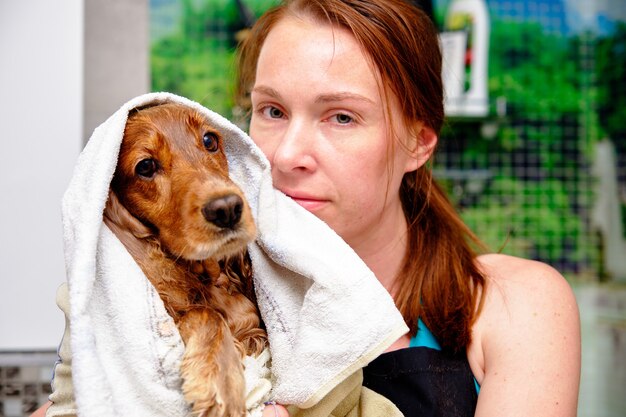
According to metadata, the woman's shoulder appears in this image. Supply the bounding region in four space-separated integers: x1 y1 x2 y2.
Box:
475 253 575 303
468 253 581 401
477 252 564 280
474 252 578 326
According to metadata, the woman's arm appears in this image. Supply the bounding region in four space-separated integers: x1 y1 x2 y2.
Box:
470 254 581 417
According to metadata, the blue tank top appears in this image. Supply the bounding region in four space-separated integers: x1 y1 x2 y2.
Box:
410 318 442 349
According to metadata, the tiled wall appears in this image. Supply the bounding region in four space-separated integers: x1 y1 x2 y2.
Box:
0 352 56 417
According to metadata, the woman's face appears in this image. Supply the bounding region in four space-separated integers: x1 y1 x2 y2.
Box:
249 15 426 252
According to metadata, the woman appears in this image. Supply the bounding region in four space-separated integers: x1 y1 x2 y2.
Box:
33 1 580 416
237 0 580 416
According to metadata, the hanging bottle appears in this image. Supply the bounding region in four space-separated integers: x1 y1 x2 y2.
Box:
443 0 490 117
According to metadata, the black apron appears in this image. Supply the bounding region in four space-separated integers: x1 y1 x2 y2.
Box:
362 347 478 417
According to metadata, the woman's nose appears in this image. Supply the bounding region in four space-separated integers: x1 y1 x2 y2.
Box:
271 118 317 174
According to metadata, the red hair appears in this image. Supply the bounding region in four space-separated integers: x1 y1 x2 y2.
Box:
237 0 486 353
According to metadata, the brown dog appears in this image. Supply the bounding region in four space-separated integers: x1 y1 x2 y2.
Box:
103 102 267 417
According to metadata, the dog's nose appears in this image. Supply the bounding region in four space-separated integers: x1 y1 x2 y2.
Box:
202 194 244 229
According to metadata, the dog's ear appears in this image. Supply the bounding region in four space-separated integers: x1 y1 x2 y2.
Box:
103 190 152 239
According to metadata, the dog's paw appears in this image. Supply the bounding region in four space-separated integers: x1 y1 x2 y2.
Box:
180 311 247 417
183 364 246 417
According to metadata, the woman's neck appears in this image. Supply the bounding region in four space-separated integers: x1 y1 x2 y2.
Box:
349 205 409 297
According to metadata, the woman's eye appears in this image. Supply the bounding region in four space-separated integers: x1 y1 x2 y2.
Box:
135 159 158 178
203 132 219 152
262 106 284 119
334 113 353 124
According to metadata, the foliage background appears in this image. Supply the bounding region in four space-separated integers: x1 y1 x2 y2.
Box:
433 0 626 278
151 0 280 117
150 0 626 280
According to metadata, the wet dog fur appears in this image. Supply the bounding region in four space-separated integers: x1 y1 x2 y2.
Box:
103 102 267 417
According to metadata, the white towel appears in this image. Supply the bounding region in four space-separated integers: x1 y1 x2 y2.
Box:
62 92 408 416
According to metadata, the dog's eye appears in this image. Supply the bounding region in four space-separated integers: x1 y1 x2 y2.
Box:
135 159 158 178
203 132 219 153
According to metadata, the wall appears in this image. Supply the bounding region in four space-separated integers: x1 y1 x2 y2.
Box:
0 0 83 351
0 0 148 352
84 0 150 138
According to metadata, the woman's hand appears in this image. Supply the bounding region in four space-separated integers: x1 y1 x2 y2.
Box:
29 402 50 417
262 401 290 417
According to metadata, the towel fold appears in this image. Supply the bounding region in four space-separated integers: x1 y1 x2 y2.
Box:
61 92 408 416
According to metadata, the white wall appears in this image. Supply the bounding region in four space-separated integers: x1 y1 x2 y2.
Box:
83 0 150 138
0 0 148 350
0 0 83 350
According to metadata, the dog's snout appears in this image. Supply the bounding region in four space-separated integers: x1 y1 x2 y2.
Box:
202 194 244 229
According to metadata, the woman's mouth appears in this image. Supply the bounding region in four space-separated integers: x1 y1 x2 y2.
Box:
282 190 327 212
292 197 326 211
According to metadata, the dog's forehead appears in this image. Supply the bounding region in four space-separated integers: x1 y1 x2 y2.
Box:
127 104 220 141
122 102 229 167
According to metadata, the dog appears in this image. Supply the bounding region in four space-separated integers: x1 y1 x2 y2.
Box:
103 102 267 417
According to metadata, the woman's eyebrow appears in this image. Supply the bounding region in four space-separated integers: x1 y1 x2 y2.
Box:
315 92 375 104
251 85 282 99
252 85 374 105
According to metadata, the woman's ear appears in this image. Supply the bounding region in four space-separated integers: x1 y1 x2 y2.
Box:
403 124 438 173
